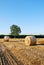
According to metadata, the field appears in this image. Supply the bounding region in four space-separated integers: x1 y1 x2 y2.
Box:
0 38 44 65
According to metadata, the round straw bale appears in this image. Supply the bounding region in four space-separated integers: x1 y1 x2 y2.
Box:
4 36 9 42
25 36 36 46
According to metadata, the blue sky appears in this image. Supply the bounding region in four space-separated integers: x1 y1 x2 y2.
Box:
0 0 44 35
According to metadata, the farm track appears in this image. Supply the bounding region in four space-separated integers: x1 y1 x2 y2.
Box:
0 44 24 65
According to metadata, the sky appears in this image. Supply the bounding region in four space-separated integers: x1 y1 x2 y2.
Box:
0 0 44 35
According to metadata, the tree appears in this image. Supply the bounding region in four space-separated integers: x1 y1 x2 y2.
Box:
10 24 21 35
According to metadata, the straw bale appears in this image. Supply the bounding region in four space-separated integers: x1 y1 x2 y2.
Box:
25 36 36 46
4 36 9 42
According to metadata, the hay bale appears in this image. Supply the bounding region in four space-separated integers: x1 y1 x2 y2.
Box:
4 36 9 42
25 36 36 46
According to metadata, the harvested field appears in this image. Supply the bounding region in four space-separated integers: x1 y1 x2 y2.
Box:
0 44 24 65
0 38 44 65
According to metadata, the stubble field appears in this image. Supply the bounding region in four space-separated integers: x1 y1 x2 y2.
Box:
0 38 44 65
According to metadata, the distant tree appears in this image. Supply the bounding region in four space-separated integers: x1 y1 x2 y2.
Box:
10 24 21 35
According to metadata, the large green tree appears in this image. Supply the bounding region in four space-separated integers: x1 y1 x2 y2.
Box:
10 24 21 35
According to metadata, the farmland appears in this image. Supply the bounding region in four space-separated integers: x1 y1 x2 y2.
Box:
0 38 44 65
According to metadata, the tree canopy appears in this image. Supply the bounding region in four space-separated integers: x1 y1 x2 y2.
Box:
10 24 21 35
